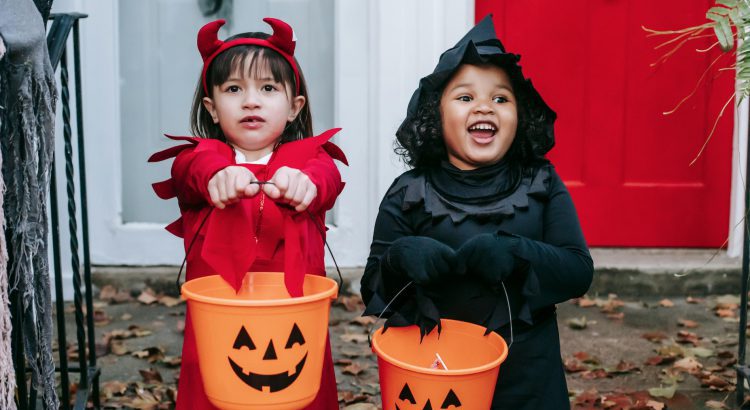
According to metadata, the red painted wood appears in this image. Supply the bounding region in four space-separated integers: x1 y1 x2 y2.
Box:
476 0 734 247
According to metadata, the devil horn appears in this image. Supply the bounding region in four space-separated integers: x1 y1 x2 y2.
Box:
263 17 296 56
197 19 226 61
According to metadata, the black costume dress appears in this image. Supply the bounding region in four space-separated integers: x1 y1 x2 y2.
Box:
361 159 593 409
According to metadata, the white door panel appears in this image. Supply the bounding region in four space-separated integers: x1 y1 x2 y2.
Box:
53 0 471 267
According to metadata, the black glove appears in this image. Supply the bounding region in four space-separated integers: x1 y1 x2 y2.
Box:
457 233 520 286
384 236 457 285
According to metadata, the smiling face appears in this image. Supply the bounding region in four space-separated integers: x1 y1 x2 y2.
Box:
439 64 518 170
226 323 308 393
202 51 306 161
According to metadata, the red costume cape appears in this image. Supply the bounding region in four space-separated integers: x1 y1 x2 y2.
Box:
149 129 347 409
149 128 347 296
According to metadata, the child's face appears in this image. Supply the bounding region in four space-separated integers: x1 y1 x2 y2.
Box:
202 63 305 160
439 64 518 170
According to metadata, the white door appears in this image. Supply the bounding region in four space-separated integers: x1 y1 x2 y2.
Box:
62 0 355 266
51 0 472 269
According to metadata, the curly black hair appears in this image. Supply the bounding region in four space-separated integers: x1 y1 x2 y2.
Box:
395 63 554 172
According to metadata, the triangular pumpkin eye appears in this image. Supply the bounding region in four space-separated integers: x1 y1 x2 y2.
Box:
233 326 256 350
398 383 416 404
285 323 306 348
441 389 461 408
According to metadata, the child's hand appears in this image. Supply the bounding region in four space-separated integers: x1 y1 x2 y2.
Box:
384 236 457 285
457 233 519 285
207 166 260 209
263 166 317 212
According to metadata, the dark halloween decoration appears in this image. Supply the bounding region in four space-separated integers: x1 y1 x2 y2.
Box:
395 382 462 410
227 323 308 392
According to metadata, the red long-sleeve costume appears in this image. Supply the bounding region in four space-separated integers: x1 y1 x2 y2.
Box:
149 128 347 409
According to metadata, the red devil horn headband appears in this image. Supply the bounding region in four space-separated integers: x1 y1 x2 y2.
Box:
198 18 300 95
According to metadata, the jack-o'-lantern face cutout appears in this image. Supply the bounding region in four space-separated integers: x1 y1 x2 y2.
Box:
394 382 462 409
227 323 308 392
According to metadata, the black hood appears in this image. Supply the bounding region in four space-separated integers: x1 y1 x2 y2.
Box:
398 15 557 157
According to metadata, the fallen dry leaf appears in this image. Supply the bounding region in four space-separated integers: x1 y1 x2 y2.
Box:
342 361 368 376
716 308 737 318
677 318 699 328
576 297 597 308
676 330 701 346
336 295 365 312
137 289 158 305
656 344 685 359
338 390 370 405
645 356 675 366
158 295 182 307
160 355 182 367
566 316 588 330
94 309 111 326
99 285 118 301
139 368 163 384
642 332 669 343
645 400 665 410
685 346 713 358
580 368 608 379
564 357 587 373
350 316 376 326
342 403 378 410
608 360 640 375
100 380 128 398
648 385 676 399
110 340 129 356
132 347 165 363
700 374 734 391
673 356 703 374
658 299 674 307
572 388 599 406
340 333 369 344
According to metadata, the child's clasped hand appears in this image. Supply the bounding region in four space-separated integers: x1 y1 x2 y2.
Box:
263 166 318 212
207 166 260 209
207 166 317 212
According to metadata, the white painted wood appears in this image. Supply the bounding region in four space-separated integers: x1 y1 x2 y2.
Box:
332 0 473 267
728 86 749 257
370 0 474 205
47 0 473 268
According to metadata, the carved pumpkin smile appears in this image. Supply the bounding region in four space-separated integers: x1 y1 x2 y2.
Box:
227 323 308 392
228 353 308 392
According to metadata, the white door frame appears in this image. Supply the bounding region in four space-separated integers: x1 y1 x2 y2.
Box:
53 0 473 267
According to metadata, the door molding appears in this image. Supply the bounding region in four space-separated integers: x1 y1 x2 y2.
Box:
62 0 473 266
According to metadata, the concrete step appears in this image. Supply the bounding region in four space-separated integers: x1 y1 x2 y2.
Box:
91 248 743 297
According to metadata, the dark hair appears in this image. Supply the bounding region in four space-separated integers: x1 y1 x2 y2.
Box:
395 63 551 171
190 32 313 144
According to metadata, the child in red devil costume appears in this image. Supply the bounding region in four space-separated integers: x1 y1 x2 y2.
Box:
149 18 346 409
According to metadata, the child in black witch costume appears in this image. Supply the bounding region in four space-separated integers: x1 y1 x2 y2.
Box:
360 15 594 409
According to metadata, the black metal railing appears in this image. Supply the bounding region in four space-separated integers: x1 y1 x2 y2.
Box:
738 103 750 409
11 12 98 410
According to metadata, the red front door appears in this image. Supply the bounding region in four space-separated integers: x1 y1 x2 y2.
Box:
476 1 734 247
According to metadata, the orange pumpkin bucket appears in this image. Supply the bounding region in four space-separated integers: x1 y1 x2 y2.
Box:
181 272 338 410
371 318 508 410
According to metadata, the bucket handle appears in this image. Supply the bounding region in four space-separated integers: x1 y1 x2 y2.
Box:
366 280 514 351
367 281 413 347
175 181 344 294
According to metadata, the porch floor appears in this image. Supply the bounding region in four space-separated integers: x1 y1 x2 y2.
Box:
71 248 744 408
